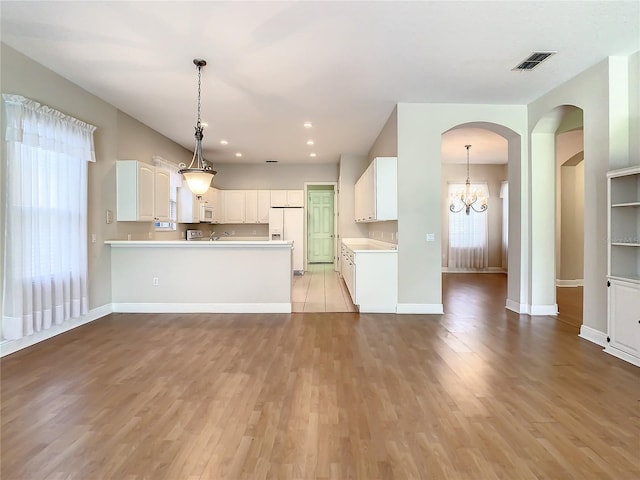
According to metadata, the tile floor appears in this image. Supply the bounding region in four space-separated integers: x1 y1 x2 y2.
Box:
292 263 357 312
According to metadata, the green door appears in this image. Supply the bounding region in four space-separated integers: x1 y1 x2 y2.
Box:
307 190 334 263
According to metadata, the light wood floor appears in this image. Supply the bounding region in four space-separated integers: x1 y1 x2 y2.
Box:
292 263 356 313
2 275 638 480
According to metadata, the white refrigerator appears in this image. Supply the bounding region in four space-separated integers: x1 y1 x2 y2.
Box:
269 207 304 275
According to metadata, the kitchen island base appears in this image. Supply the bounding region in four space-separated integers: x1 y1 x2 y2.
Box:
107 240 293 313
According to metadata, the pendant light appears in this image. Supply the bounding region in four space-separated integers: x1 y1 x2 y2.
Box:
178 58 216 195
449 145 488 215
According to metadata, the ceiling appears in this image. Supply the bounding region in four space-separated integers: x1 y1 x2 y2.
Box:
1 1 638 165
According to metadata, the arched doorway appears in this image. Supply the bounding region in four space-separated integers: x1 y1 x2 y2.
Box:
439 121 520 314
530 105 585 319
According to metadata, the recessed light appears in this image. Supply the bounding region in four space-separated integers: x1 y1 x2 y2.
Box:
235 152 242 157
303 122 313 128
306 140 314 146
310 153 317 158
220 140 228 145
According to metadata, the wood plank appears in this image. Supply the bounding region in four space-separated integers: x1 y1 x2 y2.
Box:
1 275 638 479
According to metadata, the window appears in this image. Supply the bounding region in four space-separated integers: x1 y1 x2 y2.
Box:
2 94 96 340
448 182 489 269
152 155 181 231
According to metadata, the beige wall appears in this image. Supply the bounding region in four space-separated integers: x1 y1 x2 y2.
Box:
527 55 636 333
441 163 507 269
337 154 369 240
1 44 193 310
366 107 399 243
213 163 337 190
555 129 585 283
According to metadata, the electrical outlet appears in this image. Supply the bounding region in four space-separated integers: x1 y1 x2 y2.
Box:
148 231 152 239
152 277 159 286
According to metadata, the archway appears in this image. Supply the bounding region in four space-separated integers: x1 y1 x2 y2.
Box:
530 105 584 316
439 121 522 313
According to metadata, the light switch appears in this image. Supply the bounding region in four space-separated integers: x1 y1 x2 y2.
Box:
91 233 96 243
426 233 435 242
106 209 113 224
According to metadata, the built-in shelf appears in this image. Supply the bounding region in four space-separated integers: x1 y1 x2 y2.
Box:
606 166 640 366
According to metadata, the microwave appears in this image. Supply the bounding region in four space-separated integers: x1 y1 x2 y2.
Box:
200 203 215 223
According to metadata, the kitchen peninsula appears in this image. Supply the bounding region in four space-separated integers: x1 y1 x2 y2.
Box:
106 240 293 313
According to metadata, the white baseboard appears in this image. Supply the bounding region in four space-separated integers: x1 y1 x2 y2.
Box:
442 267 506 273
359 305 397 313
556 279 584 287
579 325 608 347
111 302 292 314
505 301 558 316
0 304 112 358
396 303 444 314
604 345 640 367
506 299 527 314
530 304 559 316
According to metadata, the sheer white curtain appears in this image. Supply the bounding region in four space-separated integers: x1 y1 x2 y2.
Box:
448 182 489 269
500 181 509 270
2 94 96 340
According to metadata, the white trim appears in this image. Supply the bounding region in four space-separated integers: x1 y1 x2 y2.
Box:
506 299 528 314
396 303 444 314
111 302 291 314
579 325 608 347
0 304 112 358
530 304 559 316
604 346 640 367
359 305 397 313
556 279 584 287
442 267 506 273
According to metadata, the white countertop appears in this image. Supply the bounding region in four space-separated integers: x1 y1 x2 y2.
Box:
342 238 397 252
105 240 292 248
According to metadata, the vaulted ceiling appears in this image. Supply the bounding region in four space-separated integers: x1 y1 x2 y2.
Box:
2 1 638 165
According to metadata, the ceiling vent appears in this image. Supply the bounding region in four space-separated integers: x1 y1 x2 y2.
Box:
266 160 278 163
512 51 556 71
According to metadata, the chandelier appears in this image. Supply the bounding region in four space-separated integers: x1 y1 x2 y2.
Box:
178 58 216 195
449 144 488 215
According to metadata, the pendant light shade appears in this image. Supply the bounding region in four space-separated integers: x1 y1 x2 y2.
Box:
178 58 216 194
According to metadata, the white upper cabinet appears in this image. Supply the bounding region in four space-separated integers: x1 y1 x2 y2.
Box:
116 160 170 222
354 157 397 223
244 190 259 224
270 190 304 207
223 190 246 223
258 190 271 223
153 168 171 222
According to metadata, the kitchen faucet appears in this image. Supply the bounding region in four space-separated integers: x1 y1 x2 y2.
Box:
210 231 230 241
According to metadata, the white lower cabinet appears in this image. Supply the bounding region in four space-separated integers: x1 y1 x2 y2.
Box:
606 279 640 366
341 239 397 313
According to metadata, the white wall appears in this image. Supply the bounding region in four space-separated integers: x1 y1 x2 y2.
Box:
630 51 640 166
395 104 527 313
528 54 637 335
441 163 507 269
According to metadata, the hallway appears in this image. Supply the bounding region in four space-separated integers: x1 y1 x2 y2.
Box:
292 263 356 313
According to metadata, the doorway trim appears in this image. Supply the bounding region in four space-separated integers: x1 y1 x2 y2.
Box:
304 182 338 272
